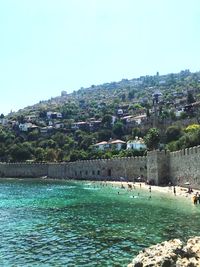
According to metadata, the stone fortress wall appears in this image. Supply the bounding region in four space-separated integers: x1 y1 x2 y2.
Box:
0 163 48 178
46 156 147 181
0 145 200 188
169 145 200 188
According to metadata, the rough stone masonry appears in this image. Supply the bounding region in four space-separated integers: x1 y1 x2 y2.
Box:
128 236 200 267
0 145 200 189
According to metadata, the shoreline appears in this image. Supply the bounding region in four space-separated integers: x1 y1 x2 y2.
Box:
0 177 199 203
105 181 199 202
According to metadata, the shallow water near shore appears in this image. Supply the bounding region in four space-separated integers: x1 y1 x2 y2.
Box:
0 179 200 267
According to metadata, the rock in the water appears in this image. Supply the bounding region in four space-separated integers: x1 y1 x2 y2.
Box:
128 237 200 267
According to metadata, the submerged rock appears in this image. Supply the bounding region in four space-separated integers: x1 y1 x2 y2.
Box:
128 237 200 267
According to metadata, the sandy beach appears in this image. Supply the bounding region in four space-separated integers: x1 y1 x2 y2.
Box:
105 181 200 203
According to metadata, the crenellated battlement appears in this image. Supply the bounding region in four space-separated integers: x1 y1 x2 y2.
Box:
170 145 200 157
0 147 200 188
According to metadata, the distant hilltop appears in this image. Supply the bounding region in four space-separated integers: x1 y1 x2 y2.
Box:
7 69 195 116
1 69 200 163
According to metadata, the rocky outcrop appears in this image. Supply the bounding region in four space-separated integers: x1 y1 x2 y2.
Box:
128 237 200 267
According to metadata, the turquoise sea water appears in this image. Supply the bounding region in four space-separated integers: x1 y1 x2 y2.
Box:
0 179 200 267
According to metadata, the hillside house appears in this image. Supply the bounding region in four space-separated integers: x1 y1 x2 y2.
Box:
25 115 37 122
93 139 126 151
110 139 126 150
121 115 136 129
117 109 123 116
89 120 102 131
127 137 146 150
0 118 8 126
40 126 54 134
71 121 90 131
175 108 184 117
47 111 62 119
133 114 147 125
19 123 38 132
93 141 109 151
54 122 64 129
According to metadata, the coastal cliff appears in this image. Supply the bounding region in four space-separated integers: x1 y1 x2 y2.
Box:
128 237 200 267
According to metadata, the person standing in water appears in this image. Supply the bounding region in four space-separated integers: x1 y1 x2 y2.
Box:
148 185 152 199
149 185 151 193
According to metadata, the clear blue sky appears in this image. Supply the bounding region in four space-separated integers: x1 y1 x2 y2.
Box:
0 0 200 114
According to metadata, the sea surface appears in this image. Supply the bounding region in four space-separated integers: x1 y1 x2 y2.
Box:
0 179 200 267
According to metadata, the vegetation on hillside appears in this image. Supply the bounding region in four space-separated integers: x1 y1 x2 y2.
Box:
1 69 200 162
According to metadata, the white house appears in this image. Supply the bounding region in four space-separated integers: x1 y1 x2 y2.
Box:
93 139 126 151
110 139 126 150
93 141 109 151
56 112 62 118
127 137 146 150
117 109 123 116
54 122 64 129
133 114 147 125
175 108 184 117
47 111 62 119
0 118 8 126
19 123 32 132
19 123 38 132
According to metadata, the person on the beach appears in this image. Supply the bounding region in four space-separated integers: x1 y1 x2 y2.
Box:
173 186 176 196
192 194 198 205
187 186 193 194
196 192 200 204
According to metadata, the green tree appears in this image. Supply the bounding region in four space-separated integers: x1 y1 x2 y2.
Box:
80 135 94 150
102 114 112 129
0 130 7 142
45 149 57 162
184 124 200 133
34 147 45 162
165 126 183 143
144 128 160 150
70 149 88 161
132 103 143 110
10 143 33 162
27 130 40 141
187 91 195 104
98 129 112 141
0 143 6 160
132 127 142 139
128 89 135 100
52 132 68 147
112 121 125 139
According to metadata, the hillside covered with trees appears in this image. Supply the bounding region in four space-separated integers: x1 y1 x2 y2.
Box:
1 69 200 162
